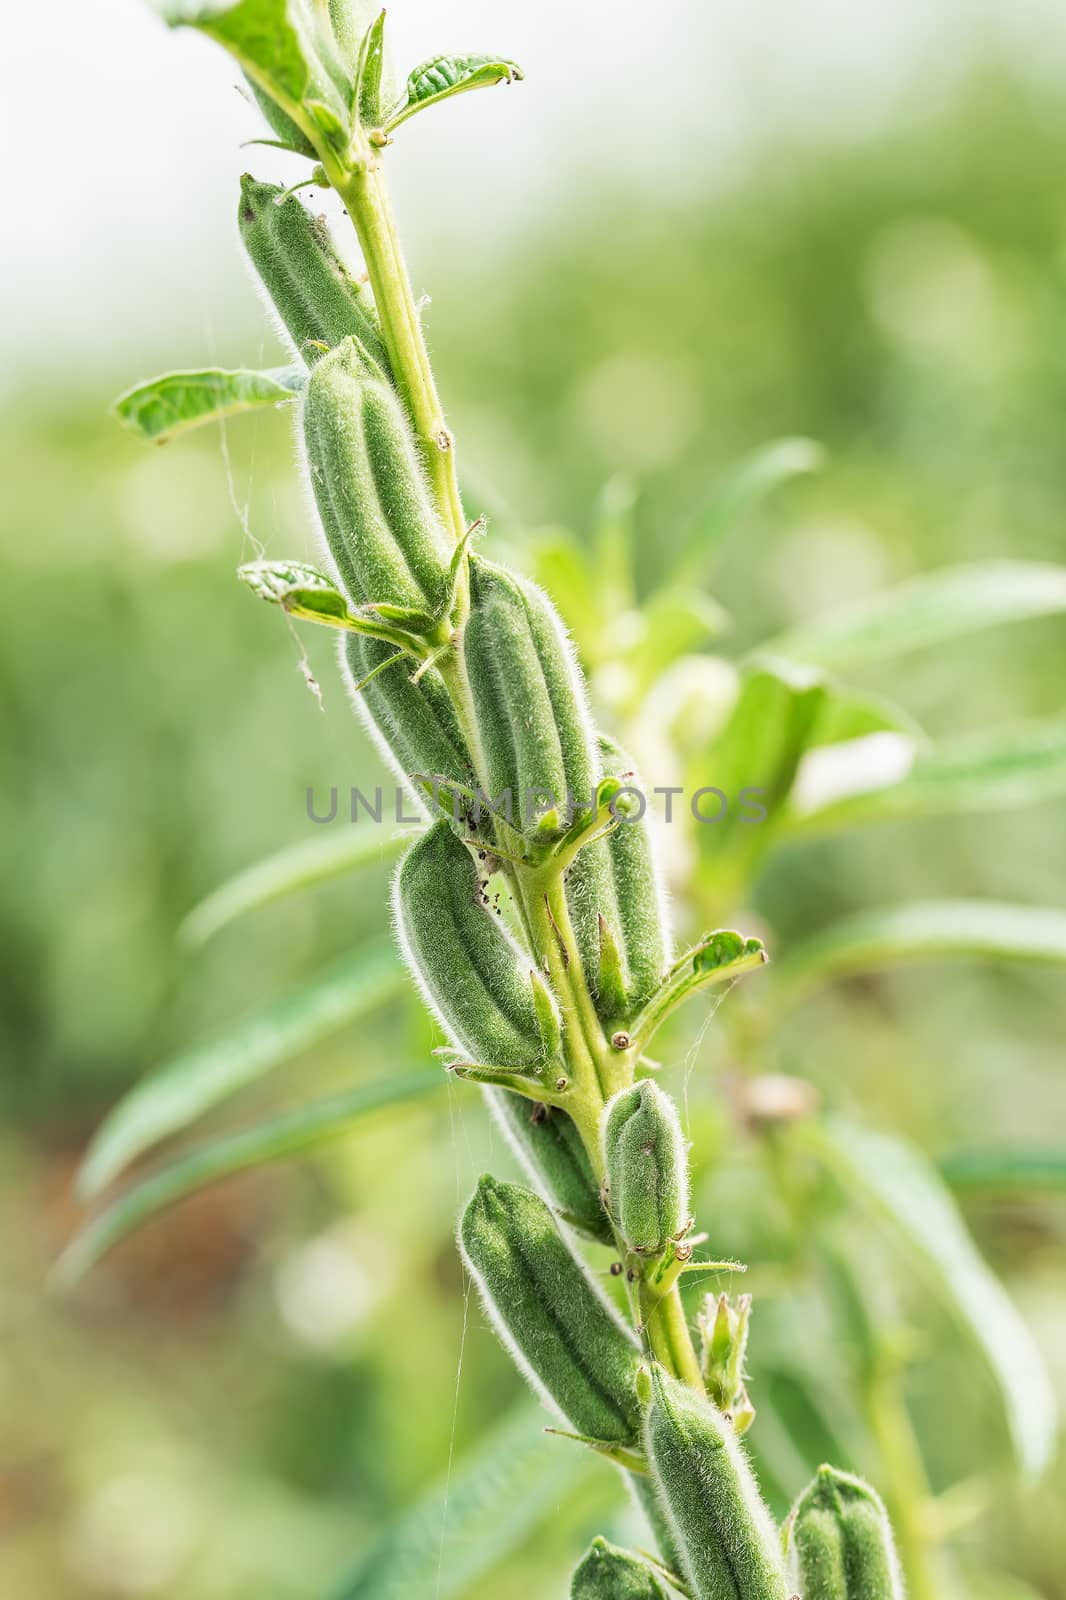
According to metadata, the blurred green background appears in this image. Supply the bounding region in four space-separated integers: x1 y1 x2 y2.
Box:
2 5 1066 1597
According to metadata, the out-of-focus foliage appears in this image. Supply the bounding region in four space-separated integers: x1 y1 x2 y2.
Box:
2 64 1065 1600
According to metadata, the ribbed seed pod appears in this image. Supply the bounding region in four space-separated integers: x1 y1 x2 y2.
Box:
238 175 390 371
343 636 472 792
570 1537 669 1599
304 338 452 611
602 1080 689 1256
488 1092 613 1246
395 821 544 1068
460 1176 643 1444
787 1466 904 1600
567 735 670 1023
464 558 597 843
645 1366 787 1600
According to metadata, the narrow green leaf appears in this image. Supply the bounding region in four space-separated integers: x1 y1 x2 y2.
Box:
810 685 926 747
940 1148 1066 1195
386 53 523 132
56 1072 437 1286
791 716 1066 833
113 365 303 444
355 8 387 124
328 1401 592 1600
810 1117 1057 1477
774 900 1066 1007
765 560 1066 669
672 436 825 584
180 828 413 948
78 940 405 1198
238 560 421 648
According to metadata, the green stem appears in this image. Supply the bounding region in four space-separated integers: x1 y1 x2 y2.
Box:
325 147 467 549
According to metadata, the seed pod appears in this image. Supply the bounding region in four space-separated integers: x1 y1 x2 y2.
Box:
570 1536 669 1599
304 337 452 611
460 1176 643 1444
395 821 544 1068
343 634 472 792
238 175 390 371
602 1080 689 1257
786 1466 904 1600
645 1365 787 1600
463 558 597 844
488 1092 613 1246
567 735 670 1022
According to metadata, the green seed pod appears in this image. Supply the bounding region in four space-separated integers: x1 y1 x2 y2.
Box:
239 175 390 371
463 558 597 844
460 1176 643 1444
395 821 543 1068
488 1092 613 1246
602 1080 689 1257
786 1466 904 1600
304 337 452 611
645 1366 787 1600
343 635 472 792
567 736 670 1022
570 1537 669 1600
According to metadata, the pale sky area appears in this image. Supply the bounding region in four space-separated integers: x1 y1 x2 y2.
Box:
4 0 1066 387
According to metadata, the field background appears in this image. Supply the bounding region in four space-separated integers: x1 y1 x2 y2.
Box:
2 2 1065 1596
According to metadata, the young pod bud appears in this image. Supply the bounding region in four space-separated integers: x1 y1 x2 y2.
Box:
395 821 544 1068
304 338 453 612
602 1080 689 1257
786 1466 904 1600
567 736 670 1022
698 1293 756 1433
570 1537 669 1599
343 635 472 792
488 1093 613 1246
460 1176 643 1444
238 176 390 371
645 1366 787 1600
463 558 597 846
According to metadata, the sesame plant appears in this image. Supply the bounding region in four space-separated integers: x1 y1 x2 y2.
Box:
63 4 1066 1598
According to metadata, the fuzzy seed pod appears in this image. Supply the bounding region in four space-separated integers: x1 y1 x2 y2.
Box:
460 1176 643 1444
464 558 597 844
567 735 670 1022
304 337 452 611
645 1366 787 1600
570 1537 669 1599
488 1092 613 1246
342 635 472 792
395 821 545 1068
602 1080 689 1257
786 1466 905 1600
238 176 390 371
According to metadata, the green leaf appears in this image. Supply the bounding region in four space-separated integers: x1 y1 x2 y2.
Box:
810 1117 1057 1477
56 1072 437 1286
355 8 387 124
691 659 826 895
790 716 1066 832
180 827 413 948
671 436 825 584
386 53 523 133
940 1147 1066 1195
78 940 405 1198
810 685 926 747
764 560 1066 669
625 587 730 696
328 1401 593 1600
238 560 419 647
164 0 326 122
773 900 1066 1007
113 365 303 444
